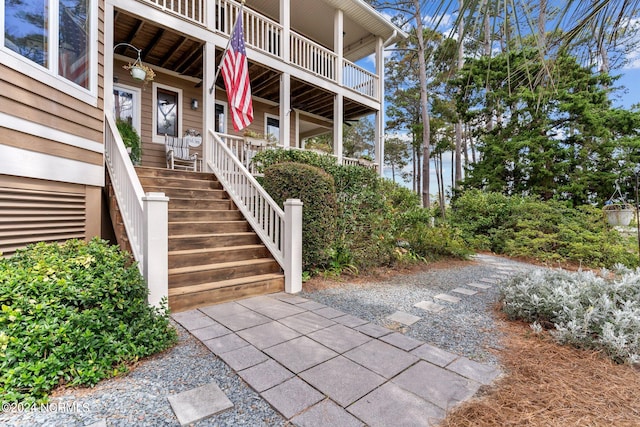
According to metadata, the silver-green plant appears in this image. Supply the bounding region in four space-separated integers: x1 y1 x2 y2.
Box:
501 268 640 365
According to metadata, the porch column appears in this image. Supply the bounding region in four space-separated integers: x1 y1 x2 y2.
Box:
104 2 114 114
280 0 290 63
334 9 343 85
204 42 217 168
375 36 385 176
280 73 291 147
334 93 343 164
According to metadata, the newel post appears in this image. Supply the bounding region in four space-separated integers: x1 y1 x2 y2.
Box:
143 192 169 307
284 198 303 293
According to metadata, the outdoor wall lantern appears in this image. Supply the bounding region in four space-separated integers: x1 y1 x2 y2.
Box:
114 42 155 84
191 98 199 110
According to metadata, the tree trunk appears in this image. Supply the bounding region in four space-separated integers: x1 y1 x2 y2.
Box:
414 0 431 208
454 0 464 189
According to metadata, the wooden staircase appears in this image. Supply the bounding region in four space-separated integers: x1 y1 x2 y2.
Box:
135 166 284 312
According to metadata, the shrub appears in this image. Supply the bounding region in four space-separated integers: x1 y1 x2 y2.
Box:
263 162 338 270
116 119 142 164
501 268 640 364
0 239 177 406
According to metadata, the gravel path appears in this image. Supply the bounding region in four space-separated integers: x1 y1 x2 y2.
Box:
0 254 533 426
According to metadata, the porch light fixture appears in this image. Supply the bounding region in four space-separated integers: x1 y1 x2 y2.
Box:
114 42 154 83
191 98 199 110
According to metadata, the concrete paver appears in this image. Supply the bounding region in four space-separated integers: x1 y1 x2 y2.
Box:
261 377 324 419
217 344 269 371
299 356 386 406
348 382 444 427
411 343 459 367
344 339 419 379
168 382 233 426
414 301 446 313
236 321 300 350
202 333 249 355
313 306 347 319
379 332 422 351
447 357 502 385
172 310 218 331
308 324 372 353
467 282 492 290
278 311 336 335
291 400 364 427
296 300 327 311
189 323 231 341
264 336 338 373
333 314 369 328
210 309 272 332
355 322 394 338
386 310 421 326
451 287 478 296
237 359 294 392
434 294 462 304
238 298 307 320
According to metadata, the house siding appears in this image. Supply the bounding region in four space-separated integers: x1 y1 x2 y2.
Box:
0 0 105 254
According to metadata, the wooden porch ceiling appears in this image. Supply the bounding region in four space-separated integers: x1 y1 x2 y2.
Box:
114 10 374 121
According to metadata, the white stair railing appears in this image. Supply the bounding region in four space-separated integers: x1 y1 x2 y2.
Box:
104 115 169 306
206 130 302 293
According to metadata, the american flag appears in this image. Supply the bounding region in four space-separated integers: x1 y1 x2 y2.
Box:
221 11 253 131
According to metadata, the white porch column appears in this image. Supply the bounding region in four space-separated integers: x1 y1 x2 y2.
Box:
334 93 343 164
280 0 290 63
334 9 343 85
142 192 169 307
204 42 217 168
280 73 291 147
284 198 303 293
375 36 385 177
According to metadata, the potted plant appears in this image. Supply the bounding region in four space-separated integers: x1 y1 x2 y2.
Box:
603 202 635 226
122 62 155 86
116 119 142 164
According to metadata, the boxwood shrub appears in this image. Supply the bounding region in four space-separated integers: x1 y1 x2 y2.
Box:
263 162 338 270
0 238 177 405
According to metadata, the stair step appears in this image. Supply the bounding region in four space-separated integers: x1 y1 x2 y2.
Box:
169 209 243 221
169 245 272 269
144 186 227 200
169 258 282 287
139 176 222 190
168 232 261 251
168 273 285 312
169 220 251 234
168 198 234 210
135 166 216 181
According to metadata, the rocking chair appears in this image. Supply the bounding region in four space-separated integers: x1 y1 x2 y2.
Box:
165 134 200 171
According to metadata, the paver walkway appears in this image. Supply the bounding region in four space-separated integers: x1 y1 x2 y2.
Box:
172 290 502 426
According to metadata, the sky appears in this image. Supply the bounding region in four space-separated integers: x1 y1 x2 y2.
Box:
368 5 640 197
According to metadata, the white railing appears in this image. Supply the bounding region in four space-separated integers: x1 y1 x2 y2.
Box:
291 33 337 81
143 0 204 24
213 0 282 57
104 115 168 306
343 61 377 98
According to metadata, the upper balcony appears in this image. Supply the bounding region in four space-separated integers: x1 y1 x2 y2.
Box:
135 0 402 101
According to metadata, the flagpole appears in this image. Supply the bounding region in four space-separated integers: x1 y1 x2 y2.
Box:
209 0 246 95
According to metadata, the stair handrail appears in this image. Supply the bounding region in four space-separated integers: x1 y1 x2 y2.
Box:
104 114 169 306
206 129 286 267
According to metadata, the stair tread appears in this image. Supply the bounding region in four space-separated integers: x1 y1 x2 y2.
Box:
169 244 265 256
170 231 256 239
169 220 247 224
169 257 279 275
168 273 284 296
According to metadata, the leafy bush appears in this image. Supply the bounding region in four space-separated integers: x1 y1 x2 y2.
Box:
501 268 640 364
450 190 637 268
263 162 338 270
116 119 142 164
0 239 177 405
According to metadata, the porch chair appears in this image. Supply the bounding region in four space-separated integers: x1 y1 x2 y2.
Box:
165 134 200 171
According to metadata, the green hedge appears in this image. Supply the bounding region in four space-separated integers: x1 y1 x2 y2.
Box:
0 239 177 405
263 162 338 270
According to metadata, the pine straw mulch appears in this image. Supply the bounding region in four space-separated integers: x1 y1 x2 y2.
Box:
440 315 640 427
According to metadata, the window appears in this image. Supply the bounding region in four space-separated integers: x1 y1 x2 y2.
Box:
113 84 141 135
152 83 182 143
265 114 280 144
215 102 226 133
2 0 94 95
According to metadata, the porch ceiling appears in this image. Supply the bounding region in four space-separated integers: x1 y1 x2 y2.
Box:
114 10 374 121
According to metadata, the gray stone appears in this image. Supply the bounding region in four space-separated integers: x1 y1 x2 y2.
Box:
466 282 492 290
300 356 385 407
172 310 217 331
379 332 422 351
411 343 459 367
451 287 478 296
392 361 480 410
478 278 498 285
386 310 421 326
189 323 231 341
296 300 327 311
344 339 418 379
261 377 324 419
278 311 336 335
236 321 301 350
347 382 444 427
237 359 294 392
202 333 249 355
264 336 338 373
199 302 247 319
333 314 369 328
447 357 502 385
217 345 269 371
213 310 274 332
167 382 233 426
308 324 372 354
270 293 309 305
414 301 446 313
314 306 347 319
355 322 393 338
235 295 274 309
85 422 107 427
240 298 307 320
434 294 461 304
291 400 364 427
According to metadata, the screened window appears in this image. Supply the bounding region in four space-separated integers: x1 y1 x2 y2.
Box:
266 115 280 144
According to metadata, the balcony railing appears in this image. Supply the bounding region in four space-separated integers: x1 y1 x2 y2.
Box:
139 0 379 99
